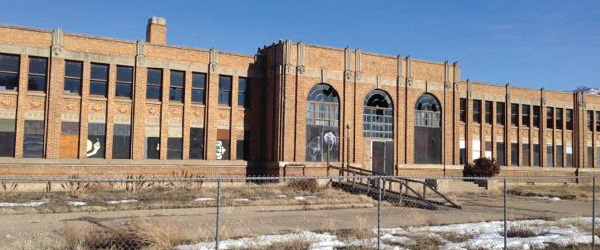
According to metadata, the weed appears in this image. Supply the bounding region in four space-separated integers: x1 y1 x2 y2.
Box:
506 226 538 238
61 175 90 198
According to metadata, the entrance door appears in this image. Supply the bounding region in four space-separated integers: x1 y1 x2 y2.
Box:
372 141 394 175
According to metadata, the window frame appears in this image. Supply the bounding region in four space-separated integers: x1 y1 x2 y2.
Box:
27 57 47 92
472 100 482 124
0 53 20 91
496 102 505 126
459 98 466 123
64 60 83 95
566 109 573 130
484 101 493 125
90 63 109 96
146 68 163 100
191 72 206 104
238 77 249 107
218 75 232 106
546 107 554 129
510 103 519 127
115 65 133 98
533 105 540 128
522 104 530 128
169 70 185 102
556 108 563 130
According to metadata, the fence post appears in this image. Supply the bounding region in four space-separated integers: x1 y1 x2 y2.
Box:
377 177 382 250
593 176 596 249
216 177 222 250
503 178 507 250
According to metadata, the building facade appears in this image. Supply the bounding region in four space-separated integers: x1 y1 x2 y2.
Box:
0 18 598 178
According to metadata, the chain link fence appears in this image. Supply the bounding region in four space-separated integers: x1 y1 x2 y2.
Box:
0 173 597 249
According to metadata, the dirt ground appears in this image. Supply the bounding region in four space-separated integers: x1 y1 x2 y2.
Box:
0 192 594 249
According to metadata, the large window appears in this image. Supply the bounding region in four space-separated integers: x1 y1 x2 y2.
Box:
28 57 47 92
546 107 554 129
23 120 44 158
146 68 162 100
306 83 339 162
459 98 466 122
191 72 206 103
64 60 82 94
0 53 19 91
116 66 133 98
218 75 232 105
533 106 540 128
556 108 563 130
87 123 105 158
0 119 15 157
414 93 442 164
588 111 594 131
112 124 131 159
485 101 493 125
547 145 554 167
497 142 505 166
496 102 505 126
169 70 184 102
522 105 530 127
566 109 573 130
473 100 481 124
238 77 249 107
90 63 108 96
364 90 393 138
511 104 519 126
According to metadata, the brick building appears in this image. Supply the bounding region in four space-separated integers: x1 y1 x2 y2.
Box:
0 18 598 178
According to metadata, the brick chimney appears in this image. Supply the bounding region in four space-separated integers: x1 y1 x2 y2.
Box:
146 17 167 44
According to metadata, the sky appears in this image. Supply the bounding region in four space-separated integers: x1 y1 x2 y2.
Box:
2 1 599 92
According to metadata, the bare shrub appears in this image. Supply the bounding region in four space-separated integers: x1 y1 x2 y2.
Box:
408 234 443 250
463 157 500 177
506 227 537 238
61 175 91 198
60 218 184 249
287 179 319 193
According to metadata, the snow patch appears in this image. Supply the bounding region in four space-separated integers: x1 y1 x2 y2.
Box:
233 198 249 202
0 199 48 207
106 199 138 205
194 198 214 202
66 201 86 206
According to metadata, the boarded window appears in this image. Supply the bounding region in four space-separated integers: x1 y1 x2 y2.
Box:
511 143 519 166
496 142 505 166
236 140 249 160
533 144 540 166
588 146 594 167
112 124 131 159
547 145 554 167
0 119 15 157
23 120 44 158
522 144 530 166
167 138 183 159
60 122 79 158
189 128 204 159
87 123 105 158
217 129 230 160
556 145 564 167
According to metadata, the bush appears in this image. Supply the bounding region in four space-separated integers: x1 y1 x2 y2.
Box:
463 157 500 177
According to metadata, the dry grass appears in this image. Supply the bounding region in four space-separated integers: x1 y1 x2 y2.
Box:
242 237 312 250
507 185 595 201
406 234 443 250
506 226 538 238
0 182 375 215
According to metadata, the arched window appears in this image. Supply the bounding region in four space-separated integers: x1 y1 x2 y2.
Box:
306 84 339 162
363 90 393 139
414 93 442 164
414 94 441 128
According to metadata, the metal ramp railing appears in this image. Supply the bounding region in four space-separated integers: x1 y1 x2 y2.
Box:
327 165 461 210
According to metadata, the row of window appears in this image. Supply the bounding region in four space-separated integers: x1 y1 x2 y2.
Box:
460 141 576 167
586 111 600 132
0 119 249 160
0 53 250 108
460 98 574 130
